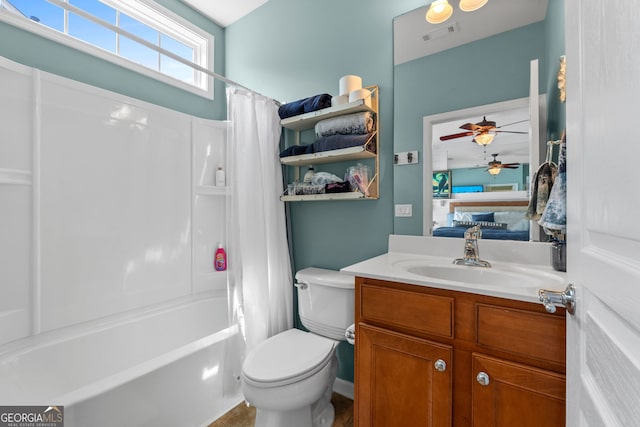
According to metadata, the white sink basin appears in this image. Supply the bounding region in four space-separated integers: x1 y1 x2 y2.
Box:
396 260 564 289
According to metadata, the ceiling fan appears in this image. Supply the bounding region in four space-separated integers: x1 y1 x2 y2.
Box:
486 153 520 175
439 116 528 145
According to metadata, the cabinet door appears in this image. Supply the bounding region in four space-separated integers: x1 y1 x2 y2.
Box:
472 354 565 427
356 323 452 427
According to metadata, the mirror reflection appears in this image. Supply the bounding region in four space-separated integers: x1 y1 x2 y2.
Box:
392 0 563 241
424 97 539 241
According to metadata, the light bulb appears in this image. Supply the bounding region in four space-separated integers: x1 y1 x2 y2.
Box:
426 0 453 24
459 0 488 12
473 132 495 146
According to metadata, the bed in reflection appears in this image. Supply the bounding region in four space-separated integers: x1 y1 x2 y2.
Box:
432 200 530 241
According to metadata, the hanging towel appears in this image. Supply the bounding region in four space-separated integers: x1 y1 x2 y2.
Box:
539 140 567 234
277 94 332 119
526 161 557 220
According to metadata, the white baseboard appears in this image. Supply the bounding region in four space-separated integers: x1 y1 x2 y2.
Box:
333 378 354 400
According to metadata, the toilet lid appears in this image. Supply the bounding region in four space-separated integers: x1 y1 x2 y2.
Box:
243 329 336 386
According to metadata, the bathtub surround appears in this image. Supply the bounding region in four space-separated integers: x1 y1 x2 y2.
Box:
0 56 243 425
226 87 294 356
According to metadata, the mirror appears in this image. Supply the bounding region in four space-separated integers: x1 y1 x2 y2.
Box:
392 0 563 241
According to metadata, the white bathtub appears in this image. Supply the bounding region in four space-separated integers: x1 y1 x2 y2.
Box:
0 292 243 427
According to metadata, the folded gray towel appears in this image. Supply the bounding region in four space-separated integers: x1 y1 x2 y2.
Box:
314 111 375 138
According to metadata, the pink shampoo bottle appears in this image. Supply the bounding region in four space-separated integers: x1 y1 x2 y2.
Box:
214 243 227 271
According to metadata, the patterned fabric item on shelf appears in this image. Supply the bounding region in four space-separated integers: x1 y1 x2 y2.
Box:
314 111 376 138
453 220 508 230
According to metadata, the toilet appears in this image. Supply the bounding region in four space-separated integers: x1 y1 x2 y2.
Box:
241 267 355 427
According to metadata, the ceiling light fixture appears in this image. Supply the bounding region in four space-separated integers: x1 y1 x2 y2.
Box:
426 0 453 24
473 132 495 146
487 165 501 175
459 0 489 12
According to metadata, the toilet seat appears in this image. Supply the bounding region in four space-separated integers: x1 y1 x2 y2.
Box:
242 329 336 388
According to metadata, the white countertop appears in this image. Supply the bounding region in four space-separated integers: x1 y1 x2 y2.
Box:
342 235 567 304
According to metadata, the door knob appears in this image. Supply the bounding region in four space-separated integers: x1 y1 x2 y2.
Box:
476 371 490 386
434 359 447 372
538 284 575 315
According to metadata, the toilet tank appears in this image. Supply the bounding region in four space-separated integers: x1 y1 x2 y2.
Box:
295 268 355 341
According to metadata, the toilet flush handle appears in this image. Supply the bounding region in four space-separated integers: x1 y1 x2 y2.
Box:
294 281 308 290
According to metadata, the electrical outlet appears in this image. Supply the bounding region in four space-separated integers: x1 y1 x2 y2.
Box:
394 151 419 165
395 204 413 217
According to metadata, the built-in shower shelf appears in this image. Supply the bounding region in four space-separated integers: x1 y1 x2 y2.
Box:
196 185 229 196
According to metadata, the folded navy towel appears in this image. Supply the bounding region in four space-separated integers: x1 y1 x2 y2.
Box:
279 133 372 158
278 94 332 119
279 144 313 158
311 133 372 153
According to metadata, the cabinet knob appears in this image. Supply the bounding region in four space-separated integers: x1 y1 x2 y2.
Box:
476 371 490 386
434 359 447 372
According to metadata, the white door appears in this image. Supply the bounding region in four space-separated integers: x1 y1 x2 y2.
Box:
566 0 640 425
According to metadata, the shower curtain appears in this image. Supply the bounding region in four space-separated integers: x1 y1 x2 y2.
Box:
225 87 293 357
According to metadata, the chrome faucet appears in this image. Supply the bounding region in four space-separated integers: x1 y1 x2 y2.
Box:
453 226 491 268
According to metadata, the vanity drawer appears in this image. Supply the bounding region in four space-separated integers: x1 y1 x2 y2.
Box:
359 283 453 338
476 303 565 365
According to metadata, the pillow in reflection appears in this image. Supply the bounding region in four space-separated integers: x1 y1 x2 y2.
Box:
471 212 495 223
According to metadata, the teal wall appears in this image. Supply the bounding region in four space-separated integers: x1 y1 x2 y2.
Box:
393 22 548 236
226 0 426 383
545 0 566 141
0 0 226 119
226 1 564 384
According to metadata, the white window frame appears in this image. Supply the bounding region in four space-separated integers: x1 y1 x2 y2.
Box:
0 0 214 99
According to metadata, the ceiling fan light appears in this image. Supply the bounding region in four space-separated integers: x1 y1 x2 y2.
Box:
488 166 501 175
473 132 495 145
459 0 488 12
426 0 453 24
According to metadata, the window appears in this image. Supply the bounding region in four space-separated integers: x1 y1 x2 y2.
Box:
0 0 214 98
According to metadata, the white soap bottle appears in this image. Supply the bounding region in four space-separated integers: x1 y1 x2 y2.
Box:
303 165 315 184
215 165 226 187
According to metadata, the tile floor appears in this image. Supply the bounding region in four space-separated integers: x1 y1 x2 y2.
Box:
209 393 354 427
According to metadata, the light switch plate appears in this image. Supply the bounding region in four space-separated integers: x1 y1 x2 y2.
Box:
395 204 413 217
394 151 419 165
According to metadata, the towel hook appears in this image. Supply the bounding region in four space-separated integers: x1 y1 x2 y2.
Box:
546 139 561 165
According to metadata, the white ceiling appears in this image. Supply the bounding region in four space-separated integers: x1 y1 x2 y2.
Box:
394 0 548 65
181 0 268 27
432 105 530 169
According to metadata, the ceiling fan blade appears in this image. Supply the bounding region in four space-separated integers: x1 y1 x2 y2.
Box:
439 131 474 141
459 122 481 131
495 119 528 129
501 164 520 169
494 130 529 134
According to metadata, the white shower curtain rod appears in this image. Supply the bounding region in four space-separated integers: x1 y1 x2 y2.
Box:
42 0 279 103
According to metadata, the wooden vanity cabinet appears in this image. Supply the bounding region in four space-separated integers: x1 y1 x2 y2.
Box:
354 277 566 427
